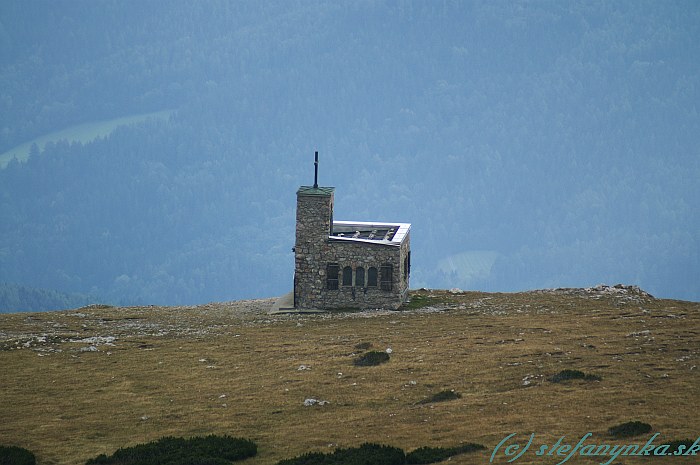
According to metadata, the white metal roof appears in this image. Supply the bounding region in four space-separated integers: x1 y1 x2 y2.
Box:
329 221 411 246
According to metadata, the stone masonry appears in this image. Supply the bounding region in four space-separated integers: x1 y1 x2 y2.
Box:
294 185 411 310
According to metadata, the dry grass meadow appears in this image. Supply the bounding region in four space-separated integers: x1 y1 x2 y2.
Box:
1 287 698 465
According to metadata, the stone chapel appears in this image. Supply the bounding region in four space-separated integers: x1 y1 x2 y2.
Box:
293 152 411 310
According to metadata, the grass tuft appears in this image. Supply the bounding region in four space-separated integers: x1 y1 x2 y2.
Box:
354 342 372 351
354 350 390 366
418 390 462 404
550 369 601 383
607 421 652 438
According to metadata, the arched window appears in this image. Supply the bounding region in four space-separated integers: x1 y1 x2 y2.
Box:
380 264 393 291
342 266 353 286
356 267 365 287
367 267 378 287
326 263 339 290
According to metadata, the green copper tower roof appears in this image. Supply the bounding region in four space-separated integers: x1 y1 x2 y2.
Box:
297 186 335 196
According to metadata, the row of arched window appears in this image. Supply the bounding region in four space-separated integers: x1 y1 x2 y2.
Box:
326 263 393 291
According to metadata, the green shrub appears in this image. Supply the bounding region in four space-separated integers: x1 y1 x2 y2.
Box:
403 294 432 310
607 421 652 438
402 294 450 310
277 443 405 465
662 439 695 455
277 451 327 465
406 444 485 464
550 369 601 383
170 459 231 465
0 445 36 465
85 435 257 465
354 350 390 366
418 390 462 404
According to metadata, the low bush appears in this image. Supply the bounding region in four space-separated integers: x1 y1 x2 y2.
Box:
405 443 486 464
0 445 36 465
278 442 487 465
354 350 390 366
403 294 433 310
607 421 652 438
85 435 257 465
277 443 405 465
550 369 601 383
418 390 462 404
662 439 696 455
277 451 327 465
401 293 450 310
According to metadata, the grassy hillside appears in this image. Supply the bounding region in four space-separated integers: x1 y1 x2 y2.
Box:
0 288 698 465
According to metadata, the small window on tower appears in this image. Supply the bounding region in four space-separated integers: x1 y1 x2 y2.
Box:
326 264 339 290
342 266 353 286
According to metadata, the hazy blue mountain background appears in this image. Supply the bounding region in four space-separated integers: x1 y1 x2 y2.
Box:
1 0 698 312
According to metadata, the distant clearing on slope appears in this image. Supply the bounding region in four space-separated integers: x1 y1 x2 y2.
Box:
0 110 174 168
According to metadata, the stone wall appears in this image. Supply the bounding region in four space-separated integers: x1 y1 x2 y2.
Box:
317 235 410 310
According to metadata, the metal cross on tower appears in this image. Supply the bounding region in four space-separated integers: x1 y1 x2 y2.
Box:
313 150 319 188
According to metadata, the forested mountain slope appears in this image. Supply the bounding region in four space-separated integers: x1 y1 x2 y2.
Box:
1 0 698 307
0 282 95 313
